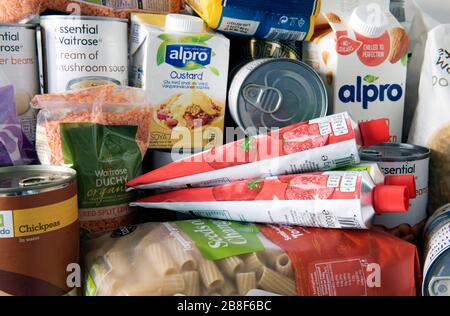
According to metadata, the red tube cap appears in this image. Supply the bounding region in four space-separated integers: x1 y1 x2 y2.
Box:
385 175 417 199
373 185 409 214
359 119 390 147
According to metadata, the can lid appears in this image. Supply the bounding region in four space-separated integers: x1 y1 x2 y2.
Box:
349 4 389 38
165 14 204 33
0 166 76 196
372 185 409 213
385 175 417 198
360 143 431 162
358 119 390 147
232 59 327 135
429 277 450 296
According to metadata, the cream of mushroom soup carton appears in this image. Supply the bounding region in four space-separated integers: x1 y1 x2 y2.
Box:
130 13 230 149
303 0 408 143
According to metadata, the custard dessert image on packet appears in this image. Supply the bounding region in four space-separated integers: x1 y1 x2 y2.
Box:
32 85 151 234
127 112 390 190
132 170 410 229
82 219 420 296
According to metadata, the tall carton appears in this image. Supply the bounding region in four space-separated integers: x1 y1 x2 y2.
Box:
130 14 230 149
303 1 408 142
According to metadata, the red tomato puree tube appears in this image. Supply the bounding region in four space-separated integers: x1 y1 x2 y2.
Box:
132 170 410 229
127 112 390 191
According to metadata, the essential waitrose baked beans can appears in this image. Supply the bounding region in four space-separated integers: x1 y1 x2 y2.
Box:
360 143 430 242
228 58 327 136
423 203 450 296
0 166 79 296
40 15 128 93
0 24 39 142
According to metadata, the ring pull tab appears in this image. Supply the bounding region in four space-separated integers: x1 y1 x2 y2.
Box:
19 176 63 187
242 84 283 114
429 277 450 296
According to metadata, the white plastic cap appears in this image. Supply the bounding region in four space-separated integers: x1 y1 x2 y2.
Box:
349 4 389 38
165 14 204 33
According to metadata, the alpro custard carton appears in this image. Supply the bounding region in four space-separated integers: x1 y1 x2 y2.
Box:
303 0 408 142
130 13 230 149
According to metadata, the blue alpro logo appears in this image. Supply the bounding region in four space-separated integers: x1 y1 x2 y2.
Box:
165 44 212 69
338 75 403 109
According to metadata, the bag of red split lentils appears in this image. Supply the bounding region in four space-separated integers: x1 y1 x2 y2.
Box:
32 85 151 236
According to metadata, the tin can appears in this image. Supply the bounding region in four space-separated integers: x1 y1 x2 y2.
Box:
40 15 128 93
0 166 79 296
0 24 39 142
423 203 450 296
228 58 328 135
229 36 302 72
360 143 430 242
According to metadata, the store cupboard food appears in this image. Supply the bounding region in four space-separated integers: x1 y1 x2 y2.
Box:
83 219 420 296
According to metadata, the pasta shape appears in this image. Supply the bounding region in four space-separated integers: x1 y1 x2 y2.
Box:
144 242 178 276
160 274 186 296
217 256 244 278
256 266 296 296
220 278 237 296
198 259 224 290
182 271 201 296
275 253 294 278
243 252 265 272
236 272 257 296
167 238 197 272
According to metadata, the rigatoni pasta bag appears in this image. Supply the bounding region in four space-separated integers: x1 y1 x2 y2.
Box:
83 219 420 296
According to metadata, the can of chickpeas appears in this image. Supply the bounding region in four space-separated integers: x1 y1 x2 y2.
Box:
40 15 128 93
0 23 39 143
0 166 79 296
360 143 430 243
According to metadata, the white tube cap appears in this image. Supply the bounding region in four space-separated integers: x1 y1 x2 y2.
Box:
349 4 388 38
165 14 204 33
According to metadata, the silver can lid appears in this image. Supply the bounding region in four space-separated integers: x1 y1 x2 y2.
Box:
0 166 76 196
360 143 430 162
234 59 327 135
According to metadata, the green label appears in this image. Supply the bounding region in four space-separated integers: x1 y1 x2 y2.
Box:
0 214 4 227
176 219 265 260
339 165 372 172
84 273 97 296
60 123 142 209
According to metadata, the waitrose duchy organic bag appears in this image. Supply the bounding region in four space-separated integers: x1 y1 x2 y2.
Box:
408 24 450 214
82 219 421 296
32 85 151 235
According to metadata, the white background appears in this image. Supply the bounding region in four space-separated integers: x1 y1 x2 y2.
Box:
415 0 450 23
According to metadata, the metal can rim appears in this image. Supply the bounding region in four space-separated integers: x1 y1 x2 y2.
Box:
40 15 128 23
0 23 37 29
0 165 77 196
423 203 450 237
360 143 431 162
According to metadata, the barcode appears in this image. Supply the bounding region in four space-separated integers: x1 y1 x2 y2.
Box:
337 217 360 229
334 155 355 169
266 28 307 41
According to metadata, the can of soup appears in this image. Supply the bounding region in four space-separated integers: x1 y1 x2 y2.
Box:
0 24 39 142
40 15 128 93
423 203 450 296
228 58 327 135
0 166 79 296
360 143 430 242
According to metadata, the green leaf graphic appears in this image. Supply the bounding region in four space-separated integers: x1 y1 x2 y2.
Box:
401 53 409 66
210 66 220 76
363 75 379 83
157 42 168 66
180 62 205 71
241 138 254 153
158 34 173 41
247 179 263 190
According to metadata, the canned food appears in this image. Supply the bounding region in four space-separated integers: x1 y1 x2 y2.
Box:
40 15 128 93
0 23 39 142
423 203 450 296
360 143 430 242
0 166 79 296
228 58 327 135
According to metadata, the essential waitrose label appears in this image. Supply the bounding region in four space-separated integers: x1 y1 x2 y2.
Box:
40 18 128 93
0 26 39 142
176 219 264 260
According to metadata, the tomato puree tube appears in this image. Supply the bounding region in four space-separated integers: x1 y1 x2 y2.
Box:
132 171 410 229
127 112 390 191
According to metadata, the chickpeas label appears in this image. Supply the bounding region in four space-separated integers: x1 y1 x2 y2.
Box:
40 17 128 93
0 25 39 142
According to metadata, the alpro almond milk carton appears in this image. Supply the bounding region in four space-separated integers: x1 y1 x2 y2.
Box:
130 14 230 149
304 0 408 142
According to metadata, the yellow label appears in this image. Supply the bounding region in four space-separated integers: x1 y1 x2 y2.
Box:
13 196 78 237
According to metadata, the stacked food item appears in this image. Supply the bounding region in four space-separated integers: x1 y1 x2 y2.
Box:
0 0 449 297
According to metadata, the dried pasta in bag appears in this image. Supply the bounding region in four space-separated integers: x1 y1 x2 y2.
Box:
83 219 421 296
32 85 151 235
